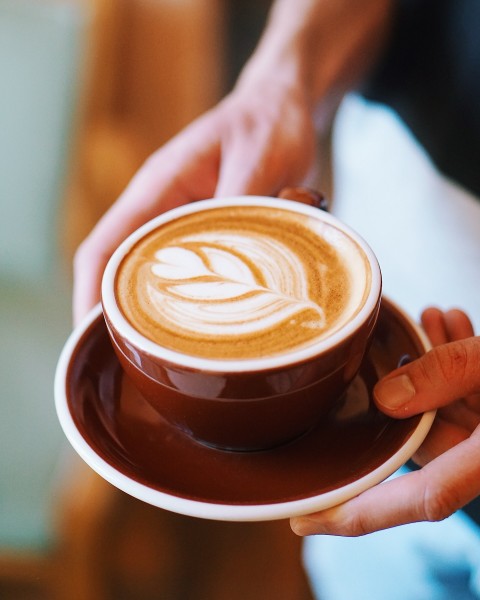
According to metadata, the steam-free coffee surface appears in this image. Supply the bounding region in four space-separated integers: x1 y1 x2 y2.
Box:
116 206 371 360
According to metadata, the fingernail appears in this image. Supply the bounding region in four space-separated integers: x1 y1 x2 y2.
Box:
291 517 325 537
375 374 416 410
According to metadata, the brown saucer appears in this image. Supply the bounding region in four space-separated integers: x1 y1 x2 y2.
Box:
56 297 434 521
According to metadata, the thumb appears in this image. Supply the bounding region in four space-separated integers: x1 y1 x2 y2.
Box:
374 337 480 416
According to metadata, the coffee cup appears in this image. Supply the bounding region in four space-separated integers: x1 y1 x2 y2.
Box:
101 195 382 451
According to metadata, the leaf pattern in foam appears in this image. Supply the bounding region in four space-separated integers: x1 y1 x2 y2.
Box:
148 237 326 336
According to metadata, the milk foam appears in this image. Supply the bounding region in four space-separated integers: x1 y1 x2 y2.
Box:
115 206 371 360
147 239 326 337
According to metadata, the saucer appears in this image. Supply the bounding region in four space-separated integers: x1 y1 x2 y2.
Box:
55 297 435 522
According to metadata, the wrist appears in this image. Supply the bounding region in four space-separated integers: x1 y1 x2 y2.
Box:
235 3 318 108
235 0 392 110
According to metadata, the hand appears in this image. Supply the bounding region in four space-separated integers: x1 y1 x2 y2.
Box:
73 81 316 324
291 307 480 537
72 0 393 326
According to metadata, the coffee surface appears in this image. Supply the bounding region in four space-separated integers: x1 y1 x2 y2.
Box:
116 205 371 360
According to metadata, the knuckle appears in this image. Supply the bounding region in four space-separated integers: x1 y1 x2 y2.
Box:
421 342 471 385
74 236 108 276
414 351 441 388
135 149 157 173
73 240 88 271
442 343 470 379
469 337 480 367
327 507 373 537
347 512 373 537
420 479 459 523
307 507 373 538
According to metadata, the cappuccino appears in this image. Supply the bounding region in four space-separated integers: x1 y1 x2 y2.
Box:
115 204 372 361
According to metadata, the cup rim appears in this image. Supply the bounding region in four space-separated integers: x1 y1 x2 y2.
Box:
101 196 382 373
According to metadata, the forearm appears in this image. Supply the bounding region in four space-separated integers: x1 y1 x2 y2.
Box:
237 0 393 109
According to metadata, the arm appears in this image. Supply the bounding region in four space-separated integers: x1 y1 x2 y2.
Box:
73 0 392 323
239 0 392 110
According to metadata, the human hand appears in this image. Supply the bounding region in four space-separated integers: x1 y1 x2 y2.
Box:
72 0 395 326
291 307 480 537
73 81 317 324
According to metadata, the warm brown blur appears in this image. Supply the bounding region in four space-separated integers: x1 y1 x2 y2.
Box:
63 0 227 259
0 1 314 598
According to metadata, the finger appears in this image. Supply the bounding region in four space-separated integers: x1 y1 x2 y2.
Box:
420 307 449 346
290 429 480 537
412 412 471 466
73 242 106 326
72 173 184 326
444 308 476 339
421 307 474 346
443 310 480 410
374 336 480 417
214 117 310 197
215 136 285 198
72 130 220 324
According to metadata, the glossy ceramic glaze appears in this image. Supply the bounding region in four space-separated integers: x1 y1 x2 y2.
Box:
55 297 435 521
101 196 382 450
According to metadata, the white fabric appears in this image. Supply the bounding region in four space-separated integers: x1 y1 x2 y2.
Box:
304 472 480 600
304 94 480 600
331 94 480 332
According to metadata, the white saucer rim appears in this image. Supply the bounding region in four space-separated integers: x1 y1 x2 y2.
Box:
55 300 435 522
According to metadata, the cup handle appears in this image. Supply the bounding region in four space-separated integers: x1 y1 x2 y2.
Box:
278 187 329 211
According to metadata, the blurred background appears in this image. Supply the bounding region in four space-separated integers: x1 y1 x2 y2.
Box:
0 1 314 599
2 0 480 598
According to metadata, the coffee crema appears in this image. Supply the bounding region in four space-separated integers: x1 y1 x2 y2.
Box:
115 205 371 360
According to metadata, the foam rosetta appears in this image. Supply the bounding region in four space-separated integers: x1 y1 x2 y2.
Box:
116 206 371 360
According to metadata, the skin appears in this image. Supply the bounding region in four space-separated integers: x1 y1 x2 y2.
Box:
73 0 480 535
73 0 392 324
291 309 480 536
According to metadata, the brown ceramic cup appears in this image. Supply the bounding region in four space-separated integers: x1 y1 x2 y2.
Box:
101 194 382 451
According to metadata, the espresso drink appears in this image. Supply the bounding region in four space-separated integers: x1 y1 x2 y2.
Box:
115 205 372 361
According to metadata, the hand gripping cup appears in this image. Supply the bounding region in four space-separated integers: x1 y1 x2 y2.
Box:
101 196 382 451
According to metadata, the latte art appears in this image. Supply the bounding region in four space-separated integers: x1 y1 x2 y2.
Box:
149 236 326 333
116 206 371 360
